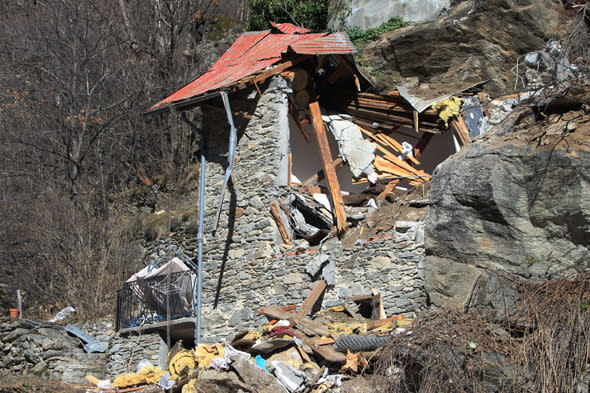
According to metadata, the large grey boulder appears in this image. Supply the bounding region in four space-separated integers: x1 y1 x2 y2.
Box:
359 0 568 94
425 113 590 309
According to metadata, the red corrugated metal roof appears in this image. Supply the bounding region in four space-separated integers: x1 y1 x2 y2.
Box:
147 24 356 113
270 21 311 34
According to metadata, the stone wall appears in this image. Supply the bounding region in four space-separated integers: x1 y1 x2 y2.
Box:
0 317 165 382
139 77 428 343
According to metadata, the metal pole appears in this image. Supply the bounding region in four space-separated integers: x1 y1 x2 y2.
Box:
212 90 237 231
195 132 206 345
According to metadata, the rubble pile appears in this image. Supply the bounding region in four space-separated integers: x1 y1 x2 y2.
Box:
0 318 112 383
92 281 413 393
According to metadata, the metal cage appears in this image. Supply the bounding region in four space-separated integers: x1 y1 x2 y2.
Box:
116 270 196 331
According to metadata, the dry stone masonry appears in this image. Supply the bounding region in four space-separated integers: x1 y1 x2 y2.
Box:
140 77 427 343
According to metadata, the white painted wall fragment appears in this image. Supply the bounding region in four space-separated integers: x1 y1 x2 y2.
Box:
322 114 376 183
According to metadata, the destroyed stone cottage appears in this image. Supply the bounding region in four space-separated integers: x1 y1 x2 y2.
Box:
118 23 468 348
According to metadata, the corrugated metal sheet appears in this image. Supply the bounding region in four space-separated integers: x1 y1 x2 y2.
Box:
147 24 357 113
270 21 311 34
288 32 355 55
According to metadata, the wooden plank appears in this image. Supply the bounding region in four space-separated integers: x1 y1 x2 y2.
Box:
374 132 421 165
296 280 327 318
296 345 312 363
305 340 346 363
308 101 347 234
253 55 311 84
371 291 386 320
366 315 405 330
312 337 335 346
301 158 345 186
413 110 419 132
353 118 438 136
413 132 434 159
261 305 329 336
451 116 470 145
374 157 430 182
374 157 414 177
289 100 311 142
358 127 419 171
377 179 401 201
270 201 292 244
343 303 360 319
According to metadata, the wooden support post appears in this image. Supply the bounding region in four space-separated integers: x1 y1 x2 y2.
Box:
413 110 419 132
17 290 22 320
308 101 347 235
301 157 345 186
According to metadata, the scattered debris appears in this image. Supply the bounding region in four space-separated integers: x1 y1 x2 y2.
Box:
65 324 107 353
107 280 413 393
49 306 76 323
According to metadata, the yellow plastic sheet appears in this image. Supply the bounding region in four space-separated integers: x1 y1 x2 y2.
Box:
432 96 463 127
112 364 167 388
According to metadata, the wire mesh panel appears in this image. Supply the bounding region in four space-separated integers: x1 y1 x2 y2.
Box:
116 270 196 331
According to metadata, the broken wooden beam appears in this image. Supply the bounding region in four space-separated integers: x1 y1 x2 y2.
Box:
308 101 347 235
300 157 345 186
261 305 329 337
270 200 292 245
288 100 311 142
252 55 311 84
296 280 327 318
413 132 434 158
451 116 470 145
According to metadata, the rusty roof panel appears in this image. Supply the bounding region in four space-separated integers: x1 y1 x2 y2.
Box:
147 24 357 113
270 21 311 34
288 32 356 55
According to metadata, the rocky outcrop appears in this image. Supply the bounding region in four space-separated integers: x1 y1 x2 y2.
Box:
425 107 590 308
344 0 451 29
360 0 569 94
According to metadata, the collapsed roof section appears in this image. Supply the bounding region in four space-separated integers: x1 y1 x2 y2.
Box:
146 24 365 114
145 23 471 236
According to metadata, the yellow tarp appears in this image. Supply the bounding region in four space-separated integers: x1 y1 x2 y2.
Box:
112 364 167 388
432 96 463 127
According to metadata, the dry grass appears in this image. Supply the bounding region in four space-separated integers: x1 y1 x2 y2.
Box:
373 274 590 393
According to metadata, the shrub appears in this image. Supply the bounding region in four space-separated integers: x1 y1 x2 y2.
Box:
247 0 329 31
347 16 409 46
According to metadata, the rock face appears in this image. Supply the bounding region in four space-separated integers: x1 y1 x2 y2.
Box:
425 109 590 308
345 0 450 29
360 0 568 94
